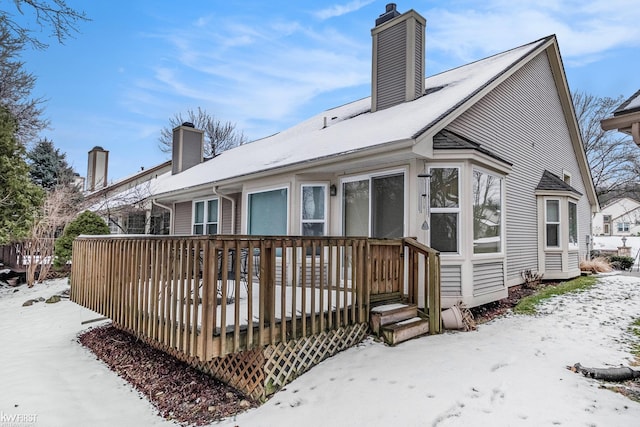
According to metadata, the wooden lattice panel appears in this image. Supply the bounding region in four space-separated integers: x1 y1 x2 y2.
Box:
198 349 266 400
263 323 368 394
113 322 368 401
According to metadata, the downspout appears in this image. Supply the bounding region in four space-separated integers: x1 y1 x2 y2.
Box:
213 186 236 234
152 199 174 235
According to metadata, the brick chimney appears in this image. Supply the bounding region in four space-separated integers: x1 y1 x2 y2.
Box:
371 3 426 112
172 122 204 174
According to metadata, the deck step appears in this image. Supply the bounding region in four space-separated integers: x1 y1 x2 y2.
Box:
380 317 430 346
369 303 417 335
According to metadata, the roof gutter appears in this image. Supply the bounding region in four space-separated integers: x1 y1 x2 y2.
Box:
153 137 416 202
152 199 174 234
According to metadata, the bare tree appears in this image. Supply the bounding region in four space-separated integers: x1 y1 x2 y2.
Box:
572 91 639 200
23 185 76 285
87 180 160 234
158 107 248 158
0 23 49 144
1 1 89 49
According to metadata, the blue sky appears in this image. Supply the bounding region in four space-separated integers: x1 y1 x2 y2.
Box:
17 0 640 181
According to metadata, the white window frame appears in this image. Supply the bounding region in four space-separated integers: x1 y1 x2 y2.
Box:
192 198 219 235
246 185 290 235
300 183 328 236
568 201 578 249
472 167 504 256
617 222 630 233
340 168 407 238
428 165 461 255
545 198 561 249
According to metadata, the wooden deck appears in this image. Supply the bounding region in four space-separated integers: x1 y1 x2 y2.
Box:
70 235 440 399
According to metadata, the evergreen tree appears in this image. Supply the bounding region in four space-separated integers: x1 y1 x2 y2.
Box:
28 138 75 189
0 108 44 244
54 210 109 268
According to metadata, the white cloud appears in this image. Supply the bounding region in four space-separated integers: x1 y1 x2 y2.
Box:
313 0 375 20
425 0 640 67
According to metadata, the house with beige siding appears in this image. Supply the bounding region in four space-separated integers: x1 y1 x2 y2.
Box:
92 4 598 308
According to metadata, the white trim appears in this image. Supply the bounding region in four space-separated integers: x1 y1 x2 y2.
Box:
471 166 504 256
192 198 219 235
568 200 578 249
544 198 561 249
339 167 408 238
245 185 290 235
300 183 329 236
428 164 462 255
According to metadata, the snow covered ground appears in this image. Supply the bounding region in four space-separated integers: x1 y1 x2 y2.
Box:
1 275 640 426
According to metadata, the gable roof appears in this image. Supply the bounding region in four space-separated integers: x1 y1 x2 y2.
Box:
153 36 560 199
535 170 582 196
102 34 595 211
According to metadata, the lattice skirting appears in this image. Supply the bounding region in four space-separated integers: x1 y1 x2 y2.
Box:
113 322 368 401
262 323 368 396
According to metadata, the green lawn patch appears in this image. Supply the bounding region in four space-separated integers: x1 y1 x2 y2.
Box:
513 276 598 315
629 318 640 359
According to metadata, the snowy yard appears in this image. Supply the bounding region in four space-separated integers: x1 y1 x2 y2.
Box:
1 275 640 426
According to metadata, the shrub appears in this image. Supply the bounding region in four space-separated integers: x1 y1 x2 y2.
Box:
580 257 612 273
54 211 109 268
608 255 635 271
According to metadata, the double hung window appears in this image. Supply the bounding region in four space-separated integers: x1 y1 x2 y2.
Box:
472 169 502 254
301 185 327 236
429 167 459 253
193 199 218 235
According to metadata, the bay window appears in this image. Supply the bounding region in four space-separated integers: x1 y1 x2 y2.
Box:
568 201 578 247
472 169 502 254
429 167 459 253
545 199 560 248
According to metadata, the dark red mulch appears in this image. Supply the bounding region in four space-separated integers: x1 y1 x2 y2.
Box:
470 282 553 324
78 324 257 426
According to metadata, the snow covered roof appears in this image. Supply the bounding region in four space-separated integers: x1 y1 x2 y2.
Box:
147 35 553 199
614 89 640 116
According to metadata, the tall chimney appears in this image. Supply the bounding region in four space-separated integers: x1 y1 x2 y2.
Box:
86 146 109 191
371 4 426 112
172 122 204 174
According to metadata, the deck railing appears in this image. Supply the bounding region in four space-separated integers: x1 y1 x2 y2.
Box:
71 235 441 361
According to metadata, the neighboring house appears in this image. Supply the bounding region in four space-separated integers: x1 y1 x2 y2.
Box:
601 89 640 146
83 148 173 235
94 5 598 308
592 197 640 236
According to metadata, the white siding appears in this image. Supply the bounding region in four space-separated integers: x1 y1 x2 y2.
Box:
473 262 505 296
545 252 563 271
441 264 462 296
448 51 592 284
568 252 579 270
